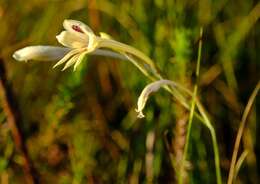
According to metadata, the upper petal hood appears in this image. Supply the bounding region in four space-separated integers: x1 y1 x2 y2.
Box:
62 19 97 51
63 19 94 35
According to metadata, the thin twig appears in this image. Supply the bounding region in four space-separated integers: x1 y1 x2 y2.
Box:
227 81 260 184
0 58 38 184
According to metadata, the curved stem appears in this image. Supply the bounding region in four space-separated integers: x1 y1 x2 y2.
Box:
96 36 221 183
98 38 163 79
98 38 208 124
196 102 222 184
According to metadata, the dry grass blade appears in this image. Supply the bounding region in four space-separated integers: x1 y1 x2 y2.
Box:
234 150 249 181
0 59 38 184
227 81 260 184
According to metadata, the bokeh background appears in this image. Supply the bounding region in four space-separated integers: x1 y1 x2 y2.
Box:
0 0 259 183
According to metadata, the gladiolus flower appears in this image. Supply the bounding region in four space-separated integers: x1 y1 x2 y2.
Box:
13 19 161 79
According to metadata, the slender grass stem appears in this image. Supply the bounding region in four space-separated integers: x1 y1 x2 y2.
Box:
178 85 197 184
234 150 249 181
179 28 204 184
196 101 222 184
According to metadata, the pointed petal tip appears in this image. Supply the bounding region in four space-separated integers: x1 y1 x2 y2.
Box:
55 32 63 42
52 64 58 69
12 49 26 62
12 52 21 61
61 64 69 71
73 65 78 71
135 109 145 119
137 113 145 119
53 60 64 69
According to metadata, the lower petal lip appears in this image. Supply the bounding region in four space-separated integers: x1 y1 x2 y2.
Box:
12 46 71 62
13 52 24 61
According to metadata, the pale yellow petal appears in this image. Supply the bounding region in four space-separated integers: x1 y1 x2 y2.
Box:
56 31 88 48
73 51 89 71
12 46 70 62
53 48 82 68
62 54 80 71
136 80 177 118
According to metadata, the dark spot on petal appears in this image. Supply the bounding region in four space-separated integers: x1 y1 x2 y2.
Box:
72 25 83 33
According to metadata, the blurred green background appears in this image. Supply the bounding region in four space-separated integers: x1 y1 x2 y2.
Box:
0 0 259 183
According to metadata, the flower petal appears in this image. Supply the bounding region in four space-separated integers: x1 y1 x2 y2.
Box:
63 19 94 35
53 48 83 68
63 19 98 51
62 54 80 71
56 31 88 48
12 46 70 62
136 80 175 118
73 51 91 71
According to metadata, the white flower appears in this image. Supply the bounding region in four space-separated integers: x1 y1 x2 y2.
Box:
136 79 183 118
13 19 161 79
13 19 126 71
54 19 160 76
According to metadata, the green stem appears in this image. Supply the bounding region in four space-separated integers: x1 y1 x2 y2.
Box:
196 28 203 77
179 27 203 184
196 102 222 184
178 86 198 184
98 38 162 79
